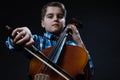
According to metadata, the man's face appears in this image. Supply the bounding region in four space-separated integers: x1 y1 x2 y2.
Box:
41 6 65 34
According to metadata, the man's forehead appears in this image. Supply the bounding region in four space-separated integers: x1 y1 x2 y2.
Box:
46 6 63 13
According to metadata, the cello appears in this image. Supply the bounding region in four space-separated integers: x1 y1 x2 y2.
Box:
29 19 89 80
5 18 89 80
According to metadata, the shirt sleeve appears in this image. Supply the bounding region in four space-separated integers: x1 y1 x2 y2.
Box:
87 53 94 76
5 37 14 50
5 35 37 50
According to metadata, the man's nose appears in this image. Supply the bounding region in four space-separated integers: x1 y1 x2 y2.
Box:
53 16 58 21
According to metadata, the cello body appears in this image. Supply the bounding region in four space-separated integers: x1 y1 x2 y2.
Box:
29 45 88 80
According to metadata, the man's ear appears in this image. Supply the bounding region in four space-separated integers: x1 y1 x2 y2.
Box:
41 20 45 28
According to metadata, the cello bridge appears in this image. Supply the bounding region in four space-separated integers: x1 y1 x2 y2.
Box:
34 73 50 80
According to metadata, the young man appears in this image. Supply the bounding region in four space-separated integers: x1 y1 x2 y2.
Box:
6 2 94 80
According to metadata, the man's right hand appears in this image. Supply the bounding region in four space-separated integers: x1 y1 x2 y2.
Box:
11 27 34 47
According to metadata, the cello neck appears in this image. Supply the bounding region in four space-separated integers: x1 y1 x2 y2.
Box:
47 27 70 63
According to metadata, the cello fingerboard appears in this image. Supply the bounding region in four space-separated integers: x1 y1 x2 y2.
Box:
34 73 50 80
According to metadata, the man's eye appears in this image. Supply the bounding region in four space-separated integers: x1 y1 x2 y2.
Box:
58 15 64 19
47 15 53 18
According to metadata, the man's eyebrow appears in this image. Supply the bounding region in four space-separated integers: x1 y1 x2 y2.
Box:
46 13 53 15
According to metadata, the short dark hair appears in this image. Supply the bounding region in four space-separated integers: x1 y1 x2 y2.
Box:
41 2 67 20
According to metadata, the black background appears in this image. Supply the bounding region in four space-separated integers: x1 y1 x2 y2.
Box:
0 0 120 80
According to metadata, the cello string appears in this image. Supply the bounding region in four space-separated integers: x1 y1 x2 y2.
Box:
48 27 69 62
40 27 69 73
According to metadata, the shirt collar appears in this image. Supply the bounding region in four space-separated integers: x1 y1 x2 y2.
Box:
44 32 53 39
44 32 59 40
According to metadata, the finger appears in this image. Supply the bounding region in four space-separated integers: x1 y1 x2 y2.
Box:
70 25 77 30
68 25 79 34
15 38 28 45
13 30 26 42
12 28 23 37
15 31 29 44
25 38 34 46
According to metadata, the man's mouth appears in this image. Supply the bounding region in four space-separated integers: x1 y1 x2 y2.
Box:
52 24 59 26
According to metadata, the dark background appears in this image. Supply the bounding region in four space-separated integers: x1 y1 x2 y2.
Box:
0 0 120 80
